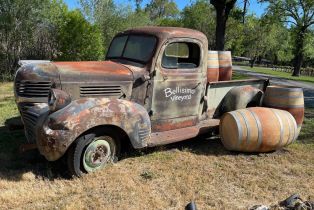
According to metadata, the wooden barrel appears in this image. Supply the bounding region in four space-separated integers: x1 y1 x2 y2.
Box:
207 51 219 82
218 51 232 81
263 85 304 133
219 107 297 152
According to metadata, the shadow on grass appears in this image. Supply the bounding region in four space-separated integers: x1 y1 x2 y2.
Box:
0 109 313 181
0 117 69 181
126 135 230 159
0 118 233 181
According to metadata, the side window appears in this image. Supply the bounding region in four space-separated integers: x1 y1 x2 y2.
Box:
162 42 200 69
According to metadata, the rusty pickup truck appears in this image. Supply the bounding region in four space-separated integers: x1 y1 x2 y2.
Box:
14 27 268 176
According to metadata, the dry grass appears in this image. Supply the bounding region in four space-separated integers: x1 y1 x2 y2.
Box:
0 82 313 210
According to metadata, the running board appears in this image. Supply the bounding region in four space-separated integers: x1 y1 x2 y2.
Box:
147 119 220 147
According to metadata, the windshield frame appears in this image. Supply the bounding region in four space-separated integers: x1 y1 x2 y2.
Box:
106 34 158 65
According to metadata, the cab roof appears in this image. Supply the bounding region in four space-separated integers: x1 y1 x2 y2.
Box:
118 26 208 44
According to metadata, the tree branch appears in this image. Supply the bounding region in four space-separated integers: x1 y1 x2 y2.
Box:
285 6 299 22
307 20 314 26
281 20 297 26
306 11 314 26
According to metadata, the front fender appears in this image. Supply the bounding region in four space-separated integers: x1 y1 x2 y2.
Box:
38 98 151 161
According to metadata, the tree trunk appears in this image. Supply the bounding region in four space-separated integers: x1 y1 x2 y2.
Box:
293 52 303 76
242 0 248 24
250 56 256 68
292 28 306 77
215 5 227 51
210 0 237 51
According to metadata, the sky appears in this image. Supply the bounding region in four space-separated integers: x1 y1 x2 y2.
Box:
64 0 268 17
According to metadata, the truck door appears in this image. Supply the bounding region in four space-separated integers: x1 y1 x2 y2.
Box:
150 38 206 132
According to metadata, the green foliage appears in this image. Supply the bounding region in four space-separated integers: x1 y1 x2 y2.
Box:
80 0 153 53
145 0 180 20
225 15 245 55
181 0 216 48
0 0 49 77
264 0 314 75
0 0 105 80
57 10 104 61
304 31 314 60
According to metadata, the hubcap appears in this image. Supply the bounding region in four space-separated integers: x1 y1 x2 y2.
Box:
83 139 111 172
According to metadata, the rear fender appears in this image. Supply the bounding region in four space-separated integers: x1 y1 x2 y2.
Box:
214 85 264 118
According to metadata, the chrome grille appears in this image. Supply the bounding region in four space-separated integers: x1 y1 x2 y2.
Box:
20 104 39 126
19 103 41 143
80 85 122 97
16 80 51 98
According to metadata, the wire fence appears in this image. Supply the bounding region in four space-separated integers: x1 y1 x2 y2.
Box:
233 61 314 77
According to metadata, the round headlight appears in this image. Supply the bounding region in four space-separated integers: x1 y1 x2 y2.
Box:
48 89 71 112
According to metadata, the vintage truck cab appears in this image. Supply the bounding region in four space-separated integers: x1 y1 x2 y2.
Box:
14 27 268 176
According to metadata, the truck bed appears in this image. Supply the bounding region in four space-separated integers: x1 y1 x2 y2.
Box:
206 79 269 118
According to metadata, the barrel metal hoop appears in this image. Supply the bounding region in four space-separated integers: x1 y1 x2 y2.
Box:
238 110 250 146
266 87 303 92
286 112 297 144
229 112 243 149
248 109 263 150
263 102 304 109
285 112 293 145
271 109 284 149
264 94 303 99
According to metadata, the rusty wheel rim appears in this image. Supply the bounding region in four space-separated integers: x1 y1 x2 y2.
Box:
83 139 111 173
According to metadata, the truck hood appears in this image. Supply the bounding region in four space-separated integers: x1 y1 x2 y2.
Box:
15 61 134 83
53 61 133 82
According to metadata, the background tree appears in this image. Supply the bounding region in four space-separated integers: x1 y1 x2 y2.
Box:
182 0 216 48
242 0 249 23
134 0 143 12
225 8 245 55
80 0 153 53
264 0 314 76
241 15 293 67
57 10 104 61
145 0 179 21
210 0 237 50
0 0 48 79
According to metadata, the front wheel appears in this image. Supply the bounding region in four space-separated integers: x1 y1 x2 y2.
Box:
67 133 119 177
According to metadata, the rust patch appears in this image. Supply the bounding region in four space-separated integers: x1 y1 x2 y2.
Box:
37 98 151 161
152 117 198 132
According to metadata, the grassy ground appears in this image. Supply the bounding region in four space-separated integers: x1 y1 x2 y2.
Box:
232 71 251 80
240 66 314 84
0 82 313 209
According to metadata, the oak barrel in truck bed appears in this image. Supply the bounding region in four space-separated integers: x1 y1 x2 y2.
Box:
207 51 219 82
218 51 232 81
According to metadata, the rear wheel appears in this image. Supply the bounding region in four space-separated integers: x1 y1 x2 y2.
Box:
67 132 119 177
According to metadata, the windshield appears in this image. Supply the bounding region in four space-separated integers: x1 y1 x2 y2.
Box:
106 35 157 63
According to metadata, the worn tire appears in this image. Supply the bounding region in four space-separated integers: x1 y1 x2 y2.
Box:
67 132 119 177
